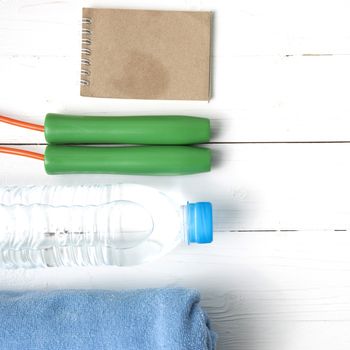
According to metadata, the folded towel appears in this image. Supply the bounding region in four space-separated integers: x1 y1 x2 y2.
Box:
0 288 216 350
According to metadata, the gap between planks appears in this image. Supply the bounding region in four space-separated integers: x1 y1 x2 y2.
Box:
4 141 350 146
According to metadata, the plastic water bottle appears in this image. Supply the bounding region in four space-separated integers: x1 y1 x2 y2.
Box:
0 184 213 268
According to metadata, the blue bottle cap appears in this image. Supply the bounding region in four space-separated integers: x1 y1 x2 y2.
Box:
186 202 213 244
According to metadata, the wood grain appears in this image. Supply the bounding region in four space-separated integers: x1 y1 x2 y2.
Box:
1 0 350 349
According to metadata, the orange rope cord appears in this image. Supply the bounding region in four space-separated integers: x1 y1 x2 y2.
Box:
0 115 44 132
0 147 44 161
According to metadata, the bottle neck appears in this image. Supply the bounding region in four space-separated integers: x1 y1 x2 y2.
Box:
181 204 189 244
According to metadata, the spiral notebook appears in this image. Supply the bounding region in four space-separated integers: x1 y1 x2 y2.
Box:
80 8 212 101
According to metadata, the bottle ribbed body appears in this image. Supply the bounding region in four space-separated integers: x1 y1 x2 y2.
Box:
0 184 183 268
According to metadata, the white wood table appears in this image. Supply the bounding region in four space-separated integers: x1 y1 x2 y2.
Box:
1 1 350 349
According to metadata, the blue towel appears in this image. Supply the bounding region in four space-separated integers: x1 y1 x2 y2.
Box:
0 288 216 350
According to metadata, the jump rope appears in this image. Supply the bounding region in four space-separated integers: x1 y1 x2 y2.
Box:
0 114 211 175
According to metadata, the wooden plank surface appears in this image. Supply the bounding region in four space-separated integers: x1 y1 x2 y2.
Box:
1 229 350 350
1 0 350 349
2 143 350 232
1 1 350 143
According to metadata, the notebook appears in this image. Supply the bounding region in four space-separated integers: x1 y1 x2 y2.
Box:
80 8 212 101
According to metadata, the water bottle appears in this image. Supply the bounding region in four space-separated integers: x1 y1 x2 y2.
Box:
0 184 213 268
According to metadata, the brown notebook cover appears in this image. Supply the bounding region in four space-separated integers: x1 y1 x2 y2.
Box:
80 8 212 101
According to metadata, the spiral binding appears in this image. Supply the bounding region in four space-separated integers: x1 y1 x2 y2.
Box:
81 17 92 86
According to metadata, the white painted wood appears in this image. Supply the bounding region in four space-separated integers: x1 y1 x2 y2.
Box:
3 143 350 232
3 54 350 143
1 1 350 349
1 1 350 142
1 230 350 349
